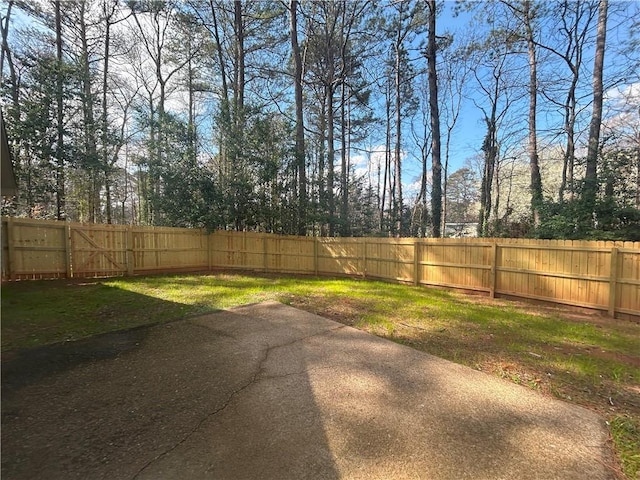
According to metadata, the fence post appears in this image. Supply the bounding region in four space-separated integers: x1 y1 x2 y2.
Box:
207 232 213 271
6 217 15 280
126 225 134 276
608 247 619 318
362 238 367 279
489 240 498 298
263 234 268 272
64 223 72 278
314 236 319 276
414 240 420 286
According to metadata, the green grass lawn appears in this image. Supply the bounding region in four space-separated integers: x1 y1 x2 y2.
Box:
2 272 639 479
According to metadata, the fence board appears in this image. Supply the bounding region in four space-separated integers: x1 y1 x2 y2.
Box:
2 218 639 318
71 223 127 277
1 218 68 279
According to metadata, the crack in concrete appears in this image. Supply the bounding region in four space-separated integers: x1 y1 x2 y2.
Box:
131 342 270 480
258 365 340 382
130 324 345 479
255 325 347 379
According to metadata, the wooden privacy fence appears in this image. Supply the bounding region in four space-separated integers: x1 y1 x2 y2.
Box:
2 217 639 318
1 217 209 279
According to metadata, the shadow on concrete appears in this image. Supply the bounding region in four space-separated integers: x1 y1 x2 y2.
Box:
268 308 611 479
1 301 341 480
1 301 611 480
2 328 148 392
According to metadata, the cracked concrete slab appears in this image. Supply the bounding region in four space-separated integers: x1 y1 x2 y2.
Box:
2 301 613 479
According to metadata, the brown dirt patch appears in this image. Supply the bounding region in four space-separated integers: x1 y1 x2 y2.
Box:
537 343 640 369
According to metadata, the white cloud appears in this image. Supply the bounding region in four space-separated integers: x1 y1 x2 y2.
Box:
604 82 640 103
602 82 640 135
347 145 431 202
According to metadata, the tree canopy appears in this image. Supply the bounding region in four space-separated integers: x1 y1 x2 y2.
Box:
1 0 638 240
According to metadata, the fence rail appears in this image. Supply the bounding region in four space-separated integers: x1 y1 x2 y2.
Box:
2 217 639 319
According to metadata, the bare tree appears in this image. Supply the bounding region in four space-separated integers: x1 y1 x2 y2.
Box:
583 0 607 215
426 0 441 237
469 37 517 237
54 0 65 220
0 0 18 109
440 41 469 233
129 1 199 222
522 0 542 226
74 1 100 222
290 0 306 235
101 0 121 224
534 0 598 202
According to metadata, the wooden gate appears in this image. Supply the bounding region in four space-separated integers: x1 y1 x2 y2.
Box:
70 224 128 277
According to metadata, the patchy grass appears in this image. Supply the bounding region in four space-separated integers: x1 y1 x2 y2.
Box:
610 415 640 479
2 272 639 478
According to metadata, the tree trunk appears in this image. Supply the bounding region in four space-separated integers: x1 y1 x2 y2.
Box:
560 65 579 202
417 114 428 237
317 89 326 235
380 79 391 232
232 0 245 229
427 0 441 238
187 45 197 167
233 0 244 114
54 0 65 220
523 0 543 228
583 0 607 218
102 3 112 224
147 94 156 225
209 1 230 178
340 82 349 236
559 89 577 202
79 1 100 223
327 84 336 236
552 0 597 202
443 125 453 236
479 115 497 237
290 0 307 235
1 1 18 109
394 41 403 236
210 1 228 104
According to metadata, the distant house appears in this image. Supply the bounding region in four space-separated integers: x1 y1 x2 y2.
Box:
1 110 17 197
444 222 478 238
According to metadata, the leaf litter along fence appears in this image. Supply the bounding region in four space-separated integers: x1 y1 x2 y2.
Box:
2 217 639 319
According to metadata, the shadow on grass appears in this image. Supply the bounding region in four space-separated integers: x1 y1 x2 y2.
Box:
1 282 208 395
1 281 209 352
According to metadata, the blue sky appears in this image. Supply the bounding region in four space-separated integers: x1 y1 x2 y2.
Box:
6 0 638 204
387 0 640 201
